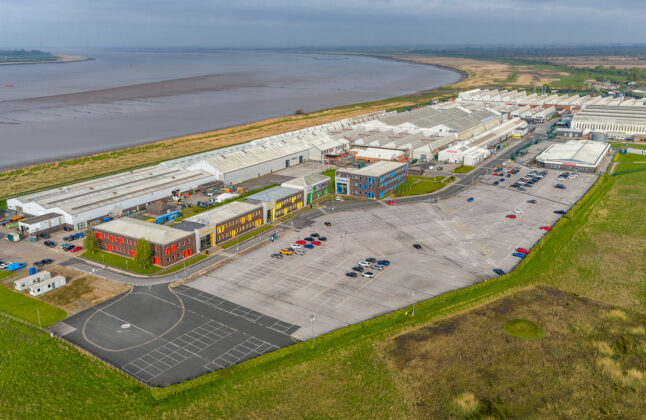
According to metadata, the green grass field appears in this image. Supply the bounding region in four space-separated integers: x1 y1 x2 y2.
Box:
0 160 644 418
394 175 448 197
0 287 66 326
81 250 161 275
452 165 475 174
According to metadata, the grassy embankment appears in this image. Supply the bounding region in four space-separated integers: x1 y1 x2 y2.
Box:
393 175 454 197
0 156 643 418
452 165 475 174
80 250 161 275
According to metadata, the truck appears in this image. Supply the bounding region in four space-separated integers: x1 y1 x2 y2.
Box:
7 262 25 272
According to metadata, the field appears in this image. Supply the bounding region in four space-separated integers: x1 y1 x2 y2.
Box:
0 287 66 326
393 175 451 197
544 56 646 69
81 250 161 275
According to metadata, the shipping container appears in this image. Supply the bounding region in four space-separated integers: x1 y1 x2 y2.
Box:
29 275 66 296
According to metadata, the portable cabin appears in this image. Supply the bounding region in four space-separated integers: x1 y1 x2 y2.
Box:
28 276 66 296
14 271 51 291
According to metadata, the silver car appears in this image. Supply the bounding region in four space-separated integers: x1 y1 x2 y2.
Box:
370 264 384 271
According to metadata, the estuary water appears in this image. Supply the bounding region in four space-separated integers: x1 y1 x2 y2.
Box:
0 49 461 169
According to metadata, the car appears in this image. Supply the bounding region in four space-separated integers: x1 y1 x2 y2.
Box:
556 177 566 181
386 200 395 205
291 244 302 249
33 261 45 268
493 173 499 176
295 250 305 255
371 264 385 271
63 226 73 232
311 241 322 246
63 236 72 242
39 233 50 239
377 260 390 266
366 257 377 263
358 261 371 267
569 174 579 179
506 174 511 178
555 184 567 189
352 266 364 272
527 199 537 204
499 178 505 182
467 197 474 202
304 244 314 249
295 240 307 245
413 244 422 249
0 263 8 270
505 214 517 219
362 271 375 278
518 187 527 192
271 253 283 259
41 258 53 265
304 237 314 242
311 233 320 238
516 247 529 254
279 249 294 255
519 179 527 183
345 272 358 278
539 226 551 231
493 268 506 276
554 210 566 215
318 236 327 241
493 181 499 186
513 209 524 214
512 252 527 259
44 240 56 247
324 221 332 226
335 196 341 201
511 183 520 188
71 246 83 252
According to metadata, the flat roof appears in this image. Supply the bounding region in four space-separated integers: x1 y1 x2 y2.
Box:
353 147 405 160
96 218 192 244
341 161 407 177
185 201 261 227
20 212 63 225
281 173 330 188
245 186 302 203
29 275 65 290
536 140 609 167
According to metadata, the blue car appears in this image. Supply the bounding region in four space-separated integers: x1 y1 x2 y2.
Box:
499 178 505 182
493 181 499 186
377 260 390 266
512 252 526 259
493 268 506 276
304 244 314 249
467 197 474 202
554 210 566 215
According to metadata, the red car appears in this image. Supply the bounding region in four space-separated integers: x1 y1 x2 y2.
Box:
516 247 529 254
539 226 551 231
311 241 322 246
71 246 83 252
505 214 517 219
493 173 498 176
507 170 513 174
295 240 307 245
386 200 395 205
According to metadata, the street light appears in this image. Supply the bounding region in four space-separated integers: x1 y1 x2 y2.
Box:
310 314 316 344
411 291 416 317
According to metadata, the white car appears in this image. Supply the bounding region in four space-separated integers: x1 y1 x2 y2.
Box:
569 174 578 179
362 271 375 278
291 243 302 249
295 249 305 255
556 177 566 181
514 209 524 214
358 261 371 267
335 196 341 201
0 263 7 270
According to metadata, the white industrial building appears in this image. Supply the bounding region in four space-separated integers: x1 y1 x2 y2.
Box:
536 140 610 172
438 143 490 165
18 213 65 236
571 105 646 139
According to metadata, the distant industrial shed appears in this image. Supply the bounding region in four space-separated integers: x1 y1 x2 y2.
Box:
536 140 610 172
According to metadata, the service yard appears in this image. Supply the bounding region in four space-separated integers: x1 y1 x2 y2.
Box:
188 166 599 341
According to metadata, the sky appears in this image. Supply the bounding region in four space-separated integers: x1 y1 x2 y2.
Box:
1 0 645 48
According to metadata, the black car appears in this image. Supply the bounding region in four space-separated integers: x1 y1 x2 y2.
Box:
324 222 331 226
377 260 390 266
44 240 56 247
318 236 327 241
345 272 358 278
304 237 314 242
310 233 320 238
493 268 506 276
41 259 53 265
352 266 364 272
366 257 377 263
493 181 499 186
527 199 537 204
555 184 567 189
506 174 511 178
39 233 50 239
554 210 566 215
33 261 45 267
271 253 283 259
413 244 422 249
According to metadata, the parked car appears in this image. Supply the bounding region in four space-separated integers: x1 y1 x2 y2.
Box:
493 181 499 186
366 257 377 263
499 178 505 182
310 233 320 238
362 272 375 278
41 259 53 265
324 221 332 226
304 237 314 242
33 261 45 267
371 264 385 271
518 187 527 192
527 199 537 204
295 240 307 245
352 266 364 272
386 200 395 205
513 209 524 214
291 244 302 249
377 260 390 266
346 272 358 278
539 226 551 231
39 233 50 239
467 197 474 202
506 174 511 178
506 214 517 219
280 249 294 255
63 226 73 232
555 184 567 189
44 240 56 247
493 268 506 276
413 244 422 249
556 177 566 181
304 244 314 249
318 236 327 241
295 250 305 255
311 241 322 246
0 263 7 270
554 210 566 215
271 253 283 259
358 261 371 267
71 246 83 253
516 248 529 254
512 252 527 259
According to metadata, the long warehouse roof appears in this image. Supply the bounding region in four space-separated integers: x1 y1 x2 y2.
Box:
536 141 609 166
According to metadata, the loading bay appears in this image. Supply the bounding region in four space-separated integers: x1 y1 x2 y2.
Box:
53 165 599 386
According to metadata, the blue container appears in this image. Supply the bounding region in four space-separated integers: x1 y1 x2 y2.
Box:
29 266 37 275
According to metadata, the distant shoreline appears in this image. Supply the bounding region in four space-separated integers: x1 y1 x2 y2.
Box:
0 53 91 66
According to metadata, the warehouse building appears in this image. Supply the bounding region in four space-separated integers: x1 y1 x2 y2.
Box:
94 218 197 267
335 161 408 199
571 105 646 139
281 174 330 205
245 186 304 223
350 147 406 163
184 201 263 250
536 140 610 172
18 212 65 236
7 165 217 231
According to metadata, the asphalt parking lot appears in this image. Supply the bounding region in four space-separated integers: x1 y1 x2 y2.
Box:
188 166 599 341
53 283 298 386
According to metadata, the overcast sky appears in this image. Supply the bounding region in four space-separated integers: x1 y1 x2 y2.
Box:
1 0 645 48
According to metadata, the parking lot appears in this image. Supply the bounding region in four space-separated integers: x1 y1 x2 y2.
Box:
54 283 298 386
188 166 599 341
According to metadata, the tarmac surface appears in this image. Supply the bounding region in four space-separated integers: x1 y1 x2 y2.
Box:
53 283 298 387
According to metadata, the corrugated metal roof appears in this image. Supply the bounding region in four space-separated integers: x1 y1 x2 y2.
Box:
186 201 261 226
97 218 191 244
245 186 302 203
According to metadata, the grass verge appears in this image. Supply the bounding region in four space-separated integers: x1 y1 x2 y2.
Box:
452 165 475 174
158 254 208 275
80 250 161 275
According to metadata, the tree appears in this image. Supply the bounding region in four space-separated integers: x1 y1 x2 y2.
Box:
134 238 152 268
627 67 640 83
84 231 98 255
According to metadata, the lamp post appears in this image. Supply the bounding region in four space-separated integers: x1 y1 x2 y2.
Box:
411 291 416 317
183 260 187 280
310 314 316 344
